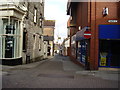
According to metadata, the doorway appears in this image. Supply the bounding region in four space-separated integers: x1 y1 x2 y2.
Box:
99 40 120 68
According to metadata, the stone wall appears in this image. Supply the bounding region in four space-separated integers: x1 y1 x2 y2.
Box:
22 2 44 63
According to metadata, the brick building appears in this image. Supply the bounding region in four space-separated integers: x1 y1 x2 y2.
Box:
0 1 44 65
43 20 55 56
67 1 120 70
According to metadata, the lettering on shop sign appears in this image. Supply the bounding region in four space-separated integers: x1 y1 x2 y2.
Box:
108 20 118 23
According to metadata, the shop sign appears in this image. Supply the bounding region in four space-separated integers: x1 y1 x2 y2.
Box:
100 52 107 66
108 20 118 23
100 57 106 66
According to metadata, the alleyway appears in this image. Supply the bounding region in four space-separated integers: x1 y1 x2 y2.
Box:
2 55 119 88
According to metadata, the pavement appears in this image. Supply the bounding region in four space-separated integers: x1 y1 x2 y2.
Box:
1 54 120 88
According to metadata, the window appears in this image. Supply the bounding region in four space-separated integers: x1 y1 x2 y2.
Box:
40 14 43 28
40 0 43 3
23 30 27 51
34 8 37 23
39 36 41 51
0 18 21 59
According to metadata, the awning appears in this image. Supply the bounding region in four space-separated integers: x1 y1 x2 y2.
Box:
71 34 76 44
99 25 120 39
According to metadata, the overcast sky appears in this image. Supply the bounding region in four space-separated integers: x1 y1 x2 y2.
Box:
44 0 69 44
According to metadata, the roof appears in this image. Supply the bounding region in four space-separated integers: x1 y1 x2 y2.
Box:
44 20 55 26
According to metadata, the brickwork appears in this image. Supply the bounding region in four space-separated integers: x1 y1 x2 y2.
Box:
67 2 120 70
76 2 89 29
90 2 120 70
92 2 119 70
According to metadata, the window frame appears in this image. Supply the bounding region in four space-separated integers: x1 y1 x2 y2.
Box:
0 17 21 59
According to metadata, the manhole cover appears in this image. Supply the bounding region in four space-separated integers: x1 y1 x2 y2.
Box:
38 73 74 79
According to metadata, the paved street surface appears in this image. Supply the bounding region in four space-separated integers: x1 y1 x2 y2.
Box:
1 54 120 88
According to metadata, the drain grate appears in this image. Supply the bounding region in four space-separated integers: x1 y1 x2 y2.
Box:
37 73 74 79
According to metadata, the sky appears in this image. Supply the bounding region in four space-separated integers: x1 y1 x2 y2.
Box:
44 0 69 44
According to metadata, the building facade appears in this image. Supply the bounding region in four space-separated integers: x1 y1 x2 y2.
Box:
61 37 70 56
0 1 44 65
43 20 55 56
67 1 120 70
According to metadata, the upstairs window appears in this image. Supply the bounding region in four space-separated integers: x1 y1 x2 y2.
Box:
40 14 43 28
40 0 43 3
34 7 37 23
39 36 42 51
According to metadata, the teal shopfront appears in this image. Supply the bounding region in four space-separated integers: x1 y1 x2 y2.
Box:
99 25 120 68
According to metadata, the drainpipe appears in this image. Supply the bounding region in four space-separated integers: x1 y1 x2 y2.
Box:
86 1 92 70
94 1 98 70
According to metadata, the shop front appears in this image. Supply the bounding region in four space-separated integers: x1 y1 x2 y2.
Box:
0 3 26 65
77 40 87 65
99 25 120 68
0 18 22 65
76 27 90 68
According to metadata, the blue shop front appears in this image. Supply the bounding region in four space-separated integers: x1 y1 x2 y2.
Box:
99 25 120 68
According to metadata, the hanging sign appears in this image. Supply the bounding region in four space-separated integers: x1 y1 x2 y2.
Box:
84 31 91 39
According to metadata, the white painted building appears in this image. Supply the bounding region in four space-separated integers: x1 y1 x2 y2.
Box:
0 1 45 65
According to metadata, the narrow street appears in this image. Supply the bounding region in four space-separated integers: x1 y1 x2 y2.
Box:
2 55 119 88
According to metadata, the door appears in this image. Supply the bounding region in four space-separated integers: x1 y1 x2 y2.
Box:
99 40 120 68
77 40 87 65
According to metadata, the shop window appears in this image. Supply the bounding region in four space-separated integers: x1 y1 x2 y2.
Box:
99 40 120 67
5 36 14 58
40 0 43 4
0 18 21 58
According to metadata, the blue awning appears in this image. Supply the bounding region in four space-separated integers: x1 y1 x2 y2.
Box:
99 25 120 39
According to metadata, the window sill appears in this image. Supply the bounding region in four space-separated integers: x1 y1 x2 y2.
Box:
23 50 27 52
